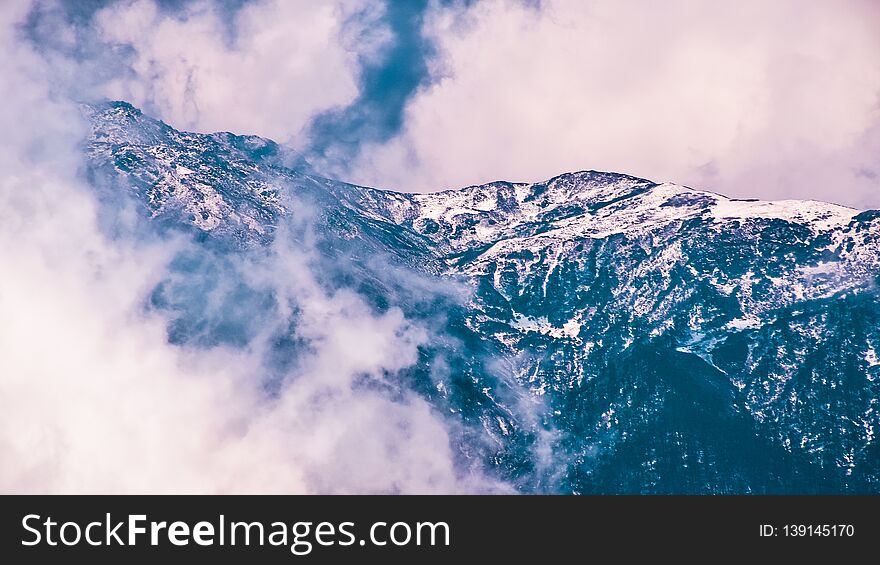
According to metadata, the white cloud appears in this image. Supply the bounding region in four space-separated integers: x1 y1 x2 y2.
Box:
93 0 374 142
0 213 478 493
0 1 503 494
350 0 880 207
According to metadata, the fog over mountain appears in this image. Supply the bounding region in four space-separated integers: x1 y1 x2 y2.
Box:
1 0 877 495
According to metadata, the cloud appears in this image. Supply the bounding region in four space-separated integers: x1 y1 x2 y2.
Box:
0 1 504 493
348 0 880 208
87 0 369 143
0 209 484 493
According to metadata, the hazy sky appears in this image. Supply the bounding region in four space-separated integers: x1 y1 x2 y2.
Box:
23 0 880 207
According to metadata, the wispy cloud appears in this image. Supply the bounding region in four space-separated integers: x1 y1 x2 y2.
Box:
27 0 367 142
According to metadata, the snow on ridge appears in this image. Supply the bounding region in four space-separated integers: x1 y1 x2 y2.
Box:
86 99 867 261
709 195 858 232
411 173 862 260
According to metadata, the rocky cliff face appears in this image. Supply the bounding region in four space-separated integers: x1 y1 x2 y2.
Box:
84 101 880 493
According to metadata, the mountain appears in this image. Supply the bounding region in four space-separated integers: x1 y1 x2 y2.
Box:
83 101 880 493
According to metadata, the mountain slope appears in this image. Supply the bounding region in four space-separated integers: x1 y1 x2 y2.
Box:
83 101 880 493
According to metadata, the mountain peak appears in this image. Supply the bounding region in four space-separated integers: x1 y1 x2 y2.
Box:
546 168 653 187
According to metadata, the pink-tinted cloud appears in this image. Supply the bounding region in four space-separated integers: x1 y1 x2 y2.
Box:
349 0 880 208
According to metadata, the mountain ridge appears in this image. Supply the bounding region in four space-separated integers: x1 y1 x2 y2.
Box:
82 100 880 493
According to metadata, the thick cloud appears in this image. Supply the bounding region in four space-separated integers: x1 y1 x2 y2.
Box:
350 0 880 207
89 0 369 142
0 0 501 494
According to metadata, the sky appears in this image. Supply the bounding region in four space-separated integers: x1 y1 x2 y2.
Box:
0 0 879 494
20 0 880 208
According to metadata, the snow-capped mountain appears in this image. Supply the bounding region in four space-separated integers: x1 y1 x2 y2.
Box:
84 101 880 493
